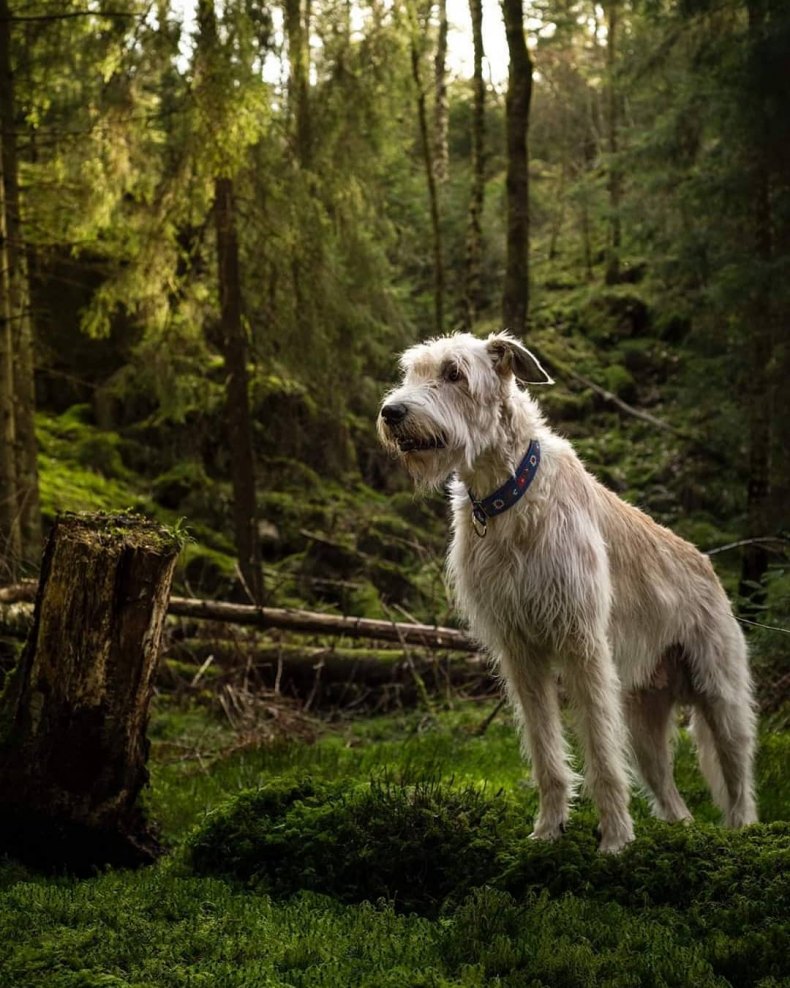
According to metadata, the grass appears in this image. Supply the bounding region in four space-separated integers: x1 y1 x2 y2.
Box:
1 700 787 987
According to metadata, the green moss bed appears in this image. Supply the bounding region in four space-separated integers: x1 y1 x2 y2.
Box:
0 703 788 987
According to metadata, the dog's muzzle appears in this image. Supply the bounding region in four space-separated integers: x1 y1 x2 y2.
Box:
380 402 446 453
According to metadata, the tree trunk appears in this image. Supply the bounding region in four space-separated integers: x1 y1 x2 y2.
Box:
214 176 264 605
285 0 312 167
411 34 444 335
0 116 20 577
463 0 485 329
501 0 532 335
739 0 774 609
433 0 449 183
604 0 621 285
0 514 180 870
0 0 40 568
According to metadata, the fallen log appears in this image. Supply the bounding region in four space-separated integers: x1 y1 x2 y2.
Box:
166 596 477 651
164 639 494 708
0 584 476 651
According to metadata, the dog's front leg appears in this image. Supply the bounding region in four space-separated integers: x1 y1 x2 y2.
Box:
564 640 635 853
501 655 576 841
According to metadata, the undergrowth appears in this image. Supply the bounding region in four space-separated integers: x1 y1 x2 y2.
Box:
1 703 788 987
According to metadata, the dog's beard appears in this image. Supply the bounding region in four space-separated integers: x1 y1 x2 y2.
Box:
400 446 457 491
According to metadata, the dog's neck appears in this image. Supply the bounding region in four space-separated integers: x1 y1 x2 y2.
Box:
456 388 545 496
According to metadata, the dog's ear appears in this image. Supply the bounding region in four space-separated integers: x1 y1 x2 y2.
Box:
486 333 554 385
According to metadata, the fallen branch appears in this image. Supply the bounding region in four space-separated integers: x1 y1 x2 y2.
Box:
0 583 476 652
166 596 476 651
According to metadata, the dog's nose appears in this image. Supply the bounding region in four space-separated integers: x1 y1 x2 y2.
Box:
381 402 408 426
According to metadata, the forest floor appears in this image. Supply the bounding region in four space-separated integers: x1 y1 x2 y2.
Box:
0 696 787 987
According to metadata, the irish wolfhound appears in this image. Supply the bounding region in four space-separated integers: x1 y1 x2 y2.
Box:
378 331 757 852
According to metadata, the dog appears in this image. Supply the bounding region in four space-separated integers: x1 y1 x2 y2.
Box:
377 331 758 852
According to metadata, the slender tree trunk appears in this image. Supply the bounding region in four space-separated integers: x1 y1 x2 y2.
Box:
285 0 312 168
214 177 264 605
411 35 444 336
0 0 40 567
433 0 449 183
580 191 593 281
0 123 20 578
739 0 774 608
548 159 567 260
0 514 179 870
604 0 621 285
501 0 532 335
463 0 485 329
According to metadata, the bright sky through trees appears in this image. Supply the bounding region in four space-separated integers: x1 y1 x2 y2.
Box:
172 0 526 84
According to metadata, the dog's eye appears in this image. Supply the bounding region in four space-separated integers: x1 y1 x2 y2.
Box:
445 364 463 383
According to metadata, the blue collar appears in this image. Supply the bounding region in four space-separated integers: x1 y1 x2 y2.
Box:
467 439 541 537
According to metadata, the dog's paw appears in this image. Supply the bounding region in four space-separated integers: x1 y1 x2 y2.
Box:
595 819 635 854
529 820 567 842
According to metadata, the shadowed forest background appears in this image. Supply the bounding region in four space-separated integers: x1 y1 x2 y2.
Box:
0 0 788 985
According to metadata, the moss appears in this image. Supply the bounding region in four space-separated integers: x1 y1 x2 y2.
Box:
347 579 387 619
152 461 212 511
600 363 637 400
186 779 524 915
189 775 784 900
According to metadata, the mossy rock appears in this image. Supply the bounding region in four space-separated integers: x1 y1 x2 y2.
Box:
581 291 651 342
152 460 212 510
179 543 238 598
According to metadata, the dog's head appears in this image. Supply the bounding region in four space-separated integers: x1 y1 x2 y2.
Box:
377 331 552 488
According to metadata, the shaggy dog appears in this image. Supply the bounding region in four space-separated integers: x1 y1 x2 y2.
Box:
378 331 757 852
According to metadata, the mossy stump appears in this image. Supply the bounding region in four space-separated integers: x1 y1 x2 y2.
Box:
0 513 180 871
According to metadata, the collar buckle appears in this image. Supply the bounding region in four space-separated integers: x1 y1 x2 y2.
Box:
471 503 488 538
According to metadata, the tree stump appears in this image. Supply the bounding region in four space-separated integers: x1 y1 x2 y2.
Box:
0 513 181 871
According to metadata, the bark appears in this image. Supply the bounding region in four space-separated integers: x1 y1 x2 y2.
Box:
463 0 485 329
501 0 532 335
0 0 40 567
604 0 622 285
739 0 774 608
433 0 449 183
580 191 593 281
285 0 312 167
214 176 264 605
0 110 20 576
168 595 476 650
411 35 444 335
0 514 180 870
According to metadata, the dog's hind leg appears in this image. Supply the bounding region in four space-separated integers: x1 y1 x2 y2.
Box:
690 694 758 827
501 654 576 841
624 687 692 823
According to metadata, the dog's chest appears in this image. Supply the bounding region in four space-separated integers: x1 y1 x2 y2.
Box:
448 511 550 636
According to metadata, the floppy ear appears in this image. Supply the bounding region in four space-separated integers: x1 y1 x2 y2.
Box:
486 332 554 385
